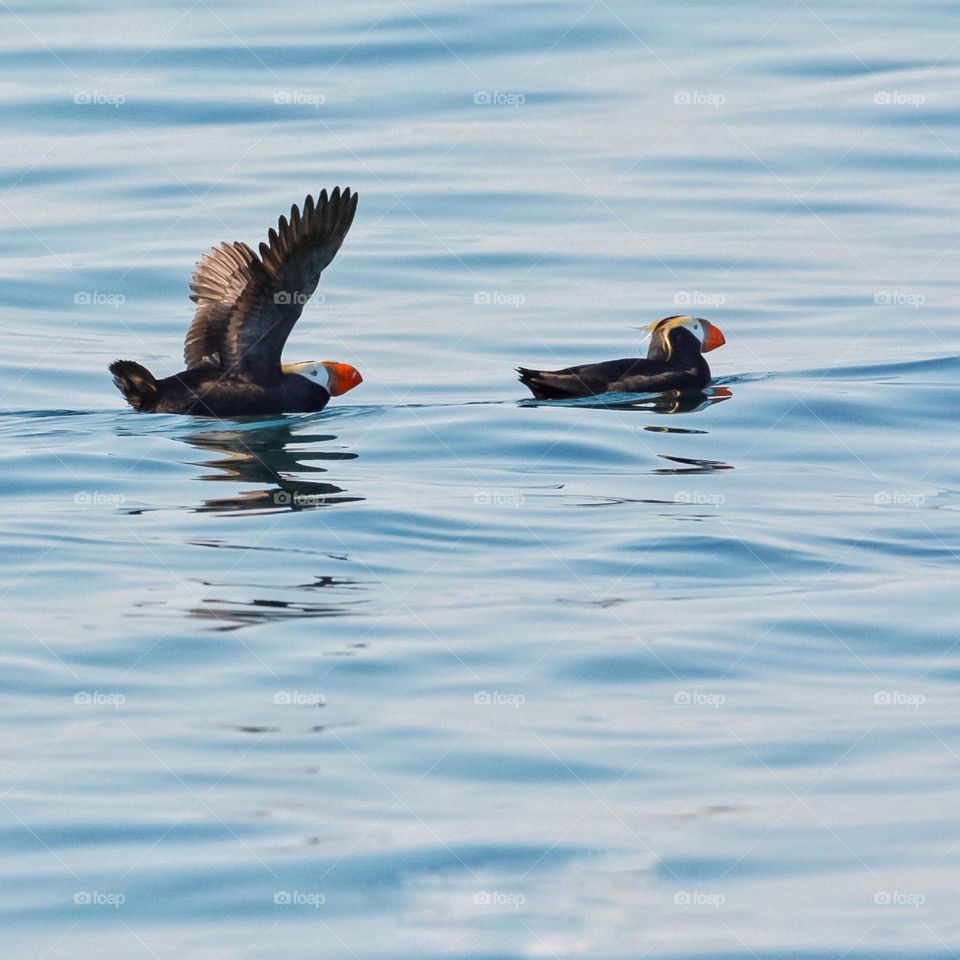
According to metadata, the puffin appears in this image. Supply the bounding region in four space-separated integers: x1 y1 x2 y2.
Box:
110 187 363 416
517 314 726 400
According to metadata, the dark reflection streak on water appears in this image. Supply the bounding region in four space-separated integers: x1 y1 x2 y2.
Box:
119 421 379 628
654 455 734 474
127 420 379 627
132 589 371 631
188 539 348 558
556 596 634 607
517 386 732 414
643 425 708 434
651 467 731 475
189 598 368 632
198 576 376 592
173 420 364 515
565 498 678 507
219 724 280 734
195 492 364 514
0 409 95 420
518 493 680 507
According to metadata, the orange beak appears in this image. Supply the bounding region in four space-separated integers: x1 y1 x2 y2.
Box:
701 320 726 353
322 362 363 396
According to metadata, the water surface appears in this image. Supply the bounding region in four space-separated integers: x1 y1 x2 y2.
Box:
2 1 960 957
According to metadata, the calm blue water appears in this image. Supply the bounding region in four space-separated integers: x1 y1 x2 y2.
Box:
2 1 960 957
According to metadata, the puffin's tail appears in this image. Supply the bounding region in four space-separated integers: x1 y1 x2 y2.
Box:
109 360 158 411
517 367 573 400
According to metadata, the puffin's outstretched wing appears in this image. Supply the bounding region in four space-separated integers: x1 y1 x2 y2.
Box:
183 187 359 379
183 240 258 369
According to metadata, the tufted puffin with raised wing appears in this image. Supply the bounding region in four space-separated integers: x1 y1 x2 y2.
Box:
109 187 363 416
517 314 725 400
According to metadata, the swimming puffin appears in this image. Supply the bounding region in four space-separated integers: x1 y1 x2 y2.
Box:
517 314 726 400
110 187 363 416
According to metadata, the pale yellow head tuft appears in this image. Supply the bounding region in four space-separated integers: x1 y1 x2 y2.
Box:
641 315 725 359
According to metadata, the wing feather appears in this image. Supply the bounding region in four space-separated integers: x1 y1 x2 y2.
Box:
181 188 358 377
183 240 261 369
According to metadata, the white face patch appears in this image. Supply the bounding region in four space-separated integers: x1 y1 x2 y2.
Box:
285 361 332 391
682 317 707 344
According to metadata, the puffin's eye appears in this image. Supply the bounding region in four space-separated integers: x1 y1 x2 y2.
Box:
311 371 317 376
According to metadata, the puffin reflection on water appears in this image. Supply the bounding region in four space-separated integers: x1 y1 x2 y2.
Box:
517 314 726 400
110 187 363 416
